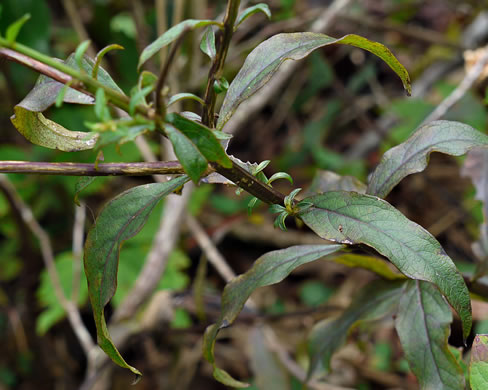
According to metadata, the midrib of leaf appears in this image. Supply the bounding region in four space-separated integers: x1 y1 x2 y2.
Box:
228 246 340 294
375 138 484 196
99 193 160 307
306 204 434 276
416 280 443 383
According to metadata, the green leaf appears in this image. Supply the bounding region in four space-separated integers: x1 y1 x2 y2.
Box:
167 92 204 107
165 113 232 168
6 13 31 43
298 191 472 339
470 334 488 390
308 280 404 375
331 253 405 280
10 106 98 151
268 172 293 185
395 280 465 389
75 40 92 71
367 120 488 198
202 244 343 386
235 4 271 29
200 26 216 60
83 175 189 378
138 19 222 70
217 32 411 130
92 44 124 79
165 123 208 183
74 177 98 206
129 85 153 116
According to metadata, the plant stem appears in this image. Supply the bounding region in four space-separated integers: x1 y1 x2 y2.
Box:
202 0 241 127
0 27 289 207
0 161 188 176
0 38 145 116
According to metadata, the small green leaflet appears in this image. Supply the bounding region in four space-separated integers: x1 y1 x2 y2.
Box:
367 120 488 198
470 334 488 390
395 280 465 390
298 191 472 339
235 4 271 29
138 19 222 70
217 32 411 130
6 13 31 43
83 175 189 378
203 244 343 387
200 26 216 60
165 123 208 183
308 280 404 376
11 107 98 152
165 113 232 168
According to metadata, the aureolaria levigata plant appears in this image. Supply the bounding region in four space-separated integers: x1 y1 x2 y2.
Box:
2 1 488 388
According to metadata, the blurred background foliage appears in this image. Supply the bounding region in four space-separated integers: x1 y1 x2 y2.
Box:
1 0 488 389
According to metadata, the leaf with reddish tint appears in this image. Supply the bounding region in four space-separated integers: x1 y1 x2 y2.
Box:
83 175 189 378
298 191 472 339
396 281 465 389
471 334 488 390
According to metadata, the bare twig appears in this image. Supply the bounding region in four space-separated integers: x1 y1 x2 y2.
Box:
155 31 189 117
0 175 95 360
72 202 86 303
0 160 188 176
186 215 236 283
421 46 488 125
61 0 97 58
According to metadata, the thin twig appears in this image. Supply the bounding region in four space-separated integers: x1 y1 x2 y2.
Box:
61 0 97 58
72 201 86 303
0 160 188 176
155 30 189 117
156 0 168 65
0 175 95 359
186 215 236 283
421 46 488 125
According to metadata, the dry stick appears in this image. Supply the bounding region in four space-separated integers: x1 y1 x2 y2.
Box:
71 202 86 304
0 160 187 176
421 46 488 125
0 175 95 359
156 0 168 65
223 0 353 135
61 0 97 58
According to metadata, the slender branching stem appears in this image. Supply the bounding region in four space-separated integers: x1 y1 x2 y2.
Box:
202 0 241 127
155 31 188 117
0 161 188 176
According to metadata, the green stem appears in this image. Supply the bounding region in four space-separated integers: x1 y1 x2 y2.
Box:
0 37 148 116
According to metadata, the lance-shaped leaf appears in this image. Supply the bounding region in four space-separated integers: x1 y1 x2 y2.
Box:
138 19 222 70
368 120 488 198
165 113 232 168
470 334 488 390
298 191 472 339
83 175 189 378
308 280 404 376
395 280 465 389
217 32 410 130
462 149 488 278
235 4 271 29
165 123 208 183
203 244 343 387
200 26 217 61
11 107 98 151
